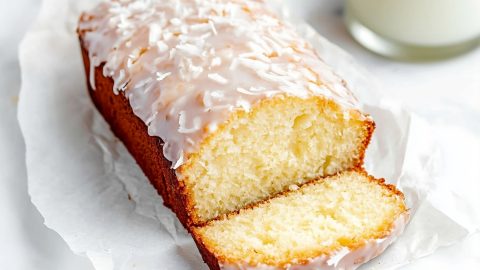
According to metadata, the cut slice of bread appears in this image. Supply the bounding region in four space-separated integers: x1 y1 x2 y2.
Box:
192 170 409 270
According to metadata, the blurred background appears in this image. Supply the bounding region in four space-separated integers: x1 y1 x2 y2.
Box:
1 0 478 269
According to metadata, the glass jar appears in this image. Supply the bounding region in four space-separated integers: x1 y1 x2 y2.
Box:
344 0 480 60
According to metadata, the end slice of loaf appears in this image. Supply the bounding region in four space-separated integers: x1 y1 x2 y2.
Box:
192 170 409 270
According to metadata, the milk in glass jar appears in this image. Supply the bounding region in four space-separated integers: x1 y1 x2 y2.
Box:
344 0 480 60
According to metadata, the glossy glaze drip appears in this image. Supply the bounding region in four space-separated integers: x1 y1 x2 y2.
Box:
220 212 409 270
78 0 361 168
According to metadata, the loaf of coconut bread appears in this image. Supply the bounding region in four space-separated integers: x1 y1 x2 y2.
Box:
77 1 408 269
78 0 374 227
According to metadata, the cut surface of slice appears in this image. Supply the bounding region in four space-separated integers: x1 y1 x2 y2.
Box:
192 170 409 270
180 96 374 224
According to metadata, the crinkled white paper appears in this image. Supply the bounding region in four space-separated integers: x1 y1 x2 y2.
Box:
18 0 473 269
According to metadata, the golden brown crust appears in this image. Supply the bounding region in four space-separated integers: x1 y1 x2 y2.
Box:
191 169 408 268
191 234 222 270
79 38 196 229
358 118 376 168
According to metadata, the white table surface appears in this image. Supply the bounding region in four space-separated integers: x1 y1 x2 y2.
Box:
1 0 478 269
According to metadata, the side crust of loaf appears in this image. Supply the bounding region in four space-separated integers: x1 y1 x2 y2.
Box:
80 42 194 228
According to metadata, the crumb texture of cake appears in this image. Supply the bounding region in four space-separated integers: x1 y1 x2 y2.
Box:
78 0 374 225
192 171 409 270
184 96 373 223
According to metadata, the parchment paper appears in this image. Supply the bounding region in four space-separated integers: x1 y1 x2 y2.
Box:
17 0 474 269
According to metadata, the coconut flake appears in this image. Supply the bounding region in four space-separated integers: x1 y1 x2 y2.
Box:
203 91 213 108
210 90 225 99
168 48 176 60
163 31 173 41
170 18 181 26
178 111 201 133
210 57 222 67
236 87 262 96
156 71 171 81
148 23 162 45
238 58 270 71
176 43 202 56
229 58 239 70
190 23 210 31
209 20 218 35
156 40 169 53
207 73 228 84
179 57 204 81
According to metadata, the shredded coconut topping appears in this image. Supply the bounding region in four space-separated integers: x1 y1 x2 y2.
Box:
79 0 360 168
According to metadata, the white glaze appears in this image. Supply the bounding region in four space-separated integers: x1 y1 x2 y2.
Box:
219 212 409 270
79 0 361 169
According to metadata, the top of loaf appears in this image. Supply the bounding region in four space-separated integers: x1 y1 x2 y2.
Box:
78 0 361 169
